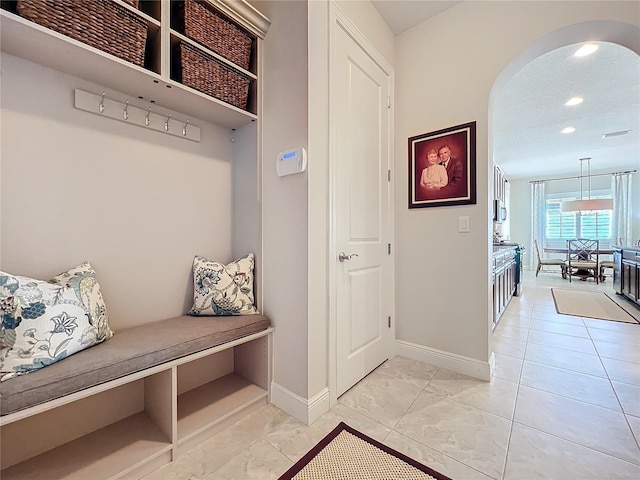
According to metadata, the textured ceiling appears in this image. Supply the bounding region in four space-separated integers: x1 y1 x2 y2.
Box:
371 2 640 181
493 41 640 180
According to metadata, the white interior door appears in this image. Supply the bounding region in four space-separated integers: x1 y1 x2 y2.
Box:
331 16 393 397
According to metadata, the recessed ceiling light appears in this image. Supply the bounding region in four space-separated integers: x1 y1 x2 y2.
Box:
602 129 631 138
561 127 576 134
574 43 599 57
565 97 583 106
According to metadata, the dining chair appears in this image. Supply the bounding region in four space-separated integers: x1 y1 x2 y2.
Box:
565 238 599 283
599 259 614 282
533 239 566 278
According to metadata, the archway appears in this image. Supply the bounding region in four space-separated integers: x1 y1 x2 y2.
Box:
488 20 639 259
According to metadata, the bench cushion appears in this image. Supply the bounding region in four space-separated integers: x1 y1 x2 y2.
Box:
0 314 270 416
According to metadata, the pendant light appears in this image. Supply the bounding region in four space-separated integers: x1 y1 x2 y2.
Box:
560 158 613 212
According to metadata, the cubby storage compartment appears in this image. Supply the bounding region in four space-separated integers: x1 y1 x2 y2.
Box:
6 0 159 73
0 327 272 479
171 40 252 111
0 0 269 126
176 340 270 456
0 371 173 480
171 0 255 71
168 0 259 114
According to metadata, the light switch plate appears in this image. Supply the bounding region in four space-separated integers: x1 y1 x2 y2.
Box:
459 216 470 233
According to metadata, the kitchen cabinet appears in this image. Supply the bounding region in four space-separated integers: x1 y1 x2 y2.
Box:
493 164 508 203
615 247 640 305
0 0 270 128
492 246 518 328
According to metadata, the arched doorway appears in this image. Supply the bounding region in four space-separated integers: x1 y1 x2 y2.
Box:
489 20 639 261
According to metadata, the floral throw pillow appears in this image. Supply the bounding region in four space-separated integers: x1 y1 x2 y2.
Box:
50 263 113 343
188 253 258 316
0 264 113 380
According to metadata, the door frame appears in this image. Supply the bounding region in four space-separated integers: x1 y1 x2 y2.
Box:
328 3 395 406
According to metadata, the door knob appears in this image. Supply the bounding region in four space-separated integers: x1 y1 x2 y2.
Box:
338 252 358 262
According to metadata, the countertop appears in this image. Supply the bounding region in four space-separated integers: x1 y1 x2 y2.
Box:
614 245 640 254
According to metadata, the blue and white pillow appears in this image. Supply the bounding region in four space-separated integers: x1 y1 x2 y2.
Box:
0 263 112 380
189 253 258 316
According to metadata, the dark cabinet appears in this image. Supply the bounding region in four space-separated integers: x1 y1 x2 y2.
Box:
492 246 518 328
622 260 638 302
614 247 640 306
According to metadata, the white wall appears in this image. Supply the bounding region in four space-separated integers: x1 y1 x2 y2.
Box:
630 173 640 244
394 2 639 370
0 54 237 329
232 122 262 305
307 0 330 406
259 0 310 402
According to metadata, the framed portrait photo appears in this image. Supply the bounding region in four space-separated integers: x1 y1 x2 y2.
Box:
408 121 476 209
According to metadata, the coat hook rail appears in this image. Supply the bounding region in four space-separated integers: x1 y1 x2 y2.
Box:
74 89 201 142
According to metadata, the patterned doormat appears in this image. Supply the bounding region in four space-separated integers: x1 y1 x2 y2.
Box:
278 422 452 480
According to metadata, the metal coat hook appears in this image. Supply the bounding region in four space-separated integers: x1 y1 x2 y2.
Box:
74 89 201 141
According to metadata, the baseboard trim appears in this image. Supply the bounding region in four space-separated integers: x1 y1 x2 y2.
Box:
396 340 492 381
308 387 331 424
270 382 330 425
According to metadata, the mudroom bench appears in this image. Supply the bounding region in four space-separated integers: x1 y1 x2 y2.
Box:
0 314 273 480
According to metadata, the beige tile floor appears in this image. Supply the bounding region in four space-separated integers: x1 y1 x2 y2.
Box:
143 270 640 479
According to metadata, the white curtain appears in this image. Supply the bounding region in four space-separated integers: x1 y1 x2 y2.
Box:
611 173 633 246
530 181 546 269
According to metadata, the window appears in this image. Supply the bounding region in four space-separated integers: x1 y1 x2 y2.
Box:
544 191 612 249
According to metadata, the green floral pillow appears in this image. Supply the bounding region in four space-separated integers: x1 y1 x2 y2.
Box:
188 253 258 316
0 263 112 380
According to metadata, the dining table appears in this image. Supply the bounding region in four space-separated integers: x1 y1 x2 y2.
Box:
544 247 614 281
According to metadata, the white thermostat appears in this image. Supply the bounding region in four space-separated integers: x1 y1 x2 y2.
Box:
276 147 307 177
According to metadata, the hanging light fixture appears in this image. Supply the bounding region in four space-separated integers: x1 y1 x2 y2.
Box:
560 157 614 212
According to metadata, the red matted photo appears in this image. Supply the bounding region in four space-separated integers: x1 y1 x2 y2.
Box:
408 122 476 208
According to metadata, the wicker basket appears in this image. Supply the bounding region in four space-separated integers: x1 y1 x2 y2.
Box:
17 0 148 67
176 42 250 110
176 0 253 71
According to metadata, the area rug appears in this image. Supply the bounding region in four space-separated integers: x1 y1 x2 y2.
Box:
551 289 640 324
278 422 452 480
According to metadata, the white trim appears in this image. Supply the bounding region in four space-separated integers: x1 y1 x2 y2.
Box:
308 388 331 425
270 382 330 425
396 340 493 381
213 0 271 39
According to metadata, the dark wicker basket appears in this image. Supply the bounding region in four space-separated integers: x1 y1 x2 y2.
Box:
177 42 250 110
17 0 147 67
177 0 253 71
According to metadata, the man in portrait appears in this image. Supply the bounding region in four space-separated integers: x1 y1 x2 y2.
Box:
437 145 466 198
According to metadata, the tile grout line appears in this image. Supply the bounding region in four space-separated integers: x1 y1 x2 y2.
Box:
500 283 536 480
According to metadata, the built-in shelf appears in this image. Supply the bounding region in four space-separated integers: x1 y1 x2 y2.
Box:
178 372 267 440
0 8 258 128
1 412 171 480
0 328 273 479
